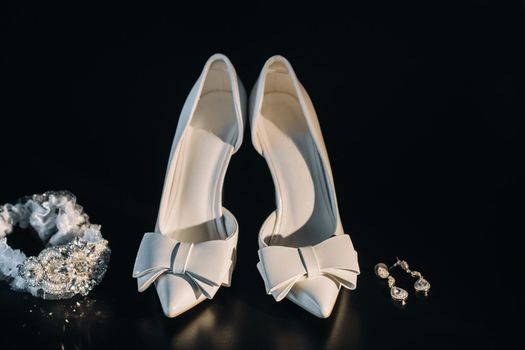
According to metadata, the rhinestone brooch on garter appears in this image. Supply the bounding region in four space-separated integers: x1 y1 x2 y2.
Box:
18 238 110 299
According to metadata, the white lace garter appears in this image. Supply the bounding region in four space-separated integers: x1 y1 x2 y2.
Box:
0 191 110 299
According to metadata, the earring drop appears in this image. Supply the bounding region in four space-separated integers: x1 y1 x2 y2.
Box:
393 258 431 296
374 263 408 305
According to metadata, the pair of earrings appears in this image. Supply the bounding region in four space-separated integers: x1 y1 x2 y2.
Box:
374 258 431 305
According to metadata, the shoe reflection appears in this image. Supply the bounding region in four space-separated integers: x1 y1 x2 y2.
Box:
325 291 361 349
169 304 239 349
135 290 361 350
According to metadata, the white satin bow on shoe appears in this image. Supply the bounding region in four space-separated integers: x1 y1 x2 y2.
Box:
133 54 245 317
250 56 360 318
257 235 358 302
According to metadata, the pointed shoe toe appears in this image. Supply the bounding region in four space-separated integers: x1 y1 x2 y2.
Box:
288 276 340 318
155 274 205 318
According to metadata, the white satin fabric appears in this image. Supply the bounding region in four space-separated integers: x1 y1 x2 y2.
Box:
257 235 359 302
133 54 245 317
249 56 360 318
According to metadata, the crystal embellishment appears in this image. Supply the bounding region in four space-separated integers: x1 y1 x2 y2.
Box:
18 237 111 299
374 263 390 279
414 278 431 293
390 286 408 303
18 257 44 287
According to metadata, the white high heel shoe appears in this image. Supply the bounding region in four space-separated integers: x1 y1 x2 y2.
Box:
250 56 360 318
133 54 246 317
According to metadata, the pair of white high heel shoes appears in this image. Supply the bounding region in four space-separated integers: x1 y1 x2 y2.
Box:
132 54 360 318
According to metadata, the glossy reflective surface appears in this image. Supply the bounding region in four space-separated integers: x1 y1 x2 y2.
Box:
1 2 518 349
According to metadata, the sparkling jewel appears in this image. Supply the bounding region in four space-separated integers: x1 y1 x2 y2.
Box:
40 249 70 293
374 263 390 279
390 286 408 302
414 278 431 293
18 257 44 287
387 276 395 288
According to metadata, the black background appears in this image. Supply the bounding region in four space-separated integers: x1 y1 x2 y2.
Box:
1 1 522 349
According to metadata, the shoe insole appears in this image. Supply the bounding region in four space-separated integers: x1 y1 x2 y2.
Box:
159 91 236 243
258 92 335 247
